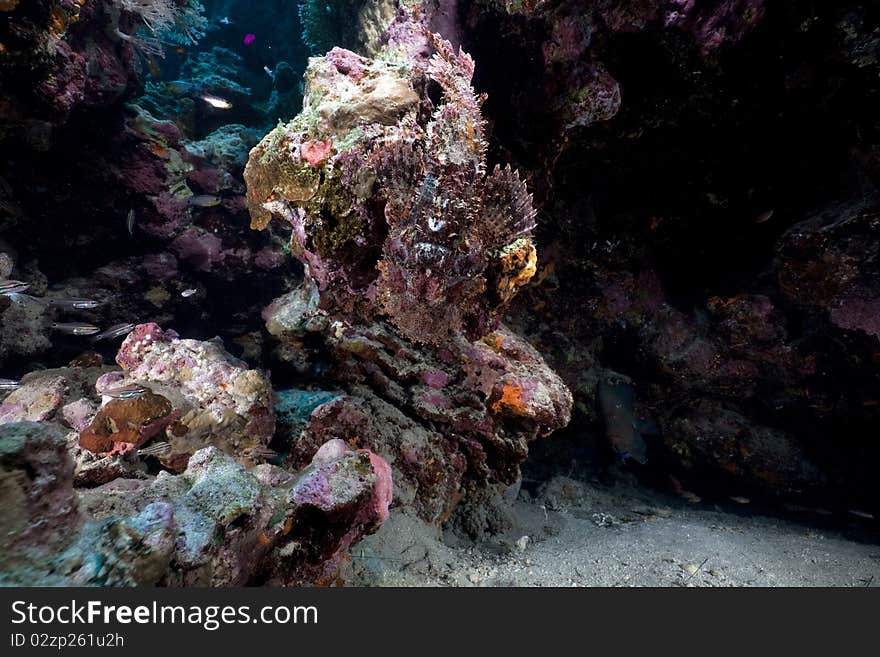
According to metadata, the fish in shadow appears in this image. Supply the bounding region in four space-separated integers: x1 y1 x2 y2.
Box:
596 371 659 465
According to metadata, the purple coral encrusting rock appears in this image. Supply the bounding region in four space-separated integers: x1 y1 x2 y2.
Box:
0 1 139 136
268 438 393 583
0 322 394 586
3 0 878 587
0 366 112 427
448 0 880 513
245 25 573 535
0 421 392 586
246 32 541 345
265 301 572 531
110 322 275 469
662 0 767 54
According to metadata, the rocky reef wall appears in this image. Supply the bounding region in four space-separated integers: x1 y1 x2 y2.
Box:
1 0 879 586
458 0 880 510
244 28 573 535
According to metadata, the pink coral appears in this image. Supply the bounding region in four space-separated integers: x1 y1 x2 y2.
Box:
169 226 225 271
364 450 393 524
324 47 366 81
116 323 275 461
830 297 880 338
301 140 333 168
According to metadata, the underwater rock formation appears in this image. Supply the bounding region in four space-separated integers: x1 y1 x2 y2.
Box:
0 324 392 585
107 322 275 469
0 1 137 145
2 0 879 585
0 326 278 481
465 1 880 509
0 421 391 586
0 366 109 427
247 38 540 343
0 0 288 373
245 27 572 534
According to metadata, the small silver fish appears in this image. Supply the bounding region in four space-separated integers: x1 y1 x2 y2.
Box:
202 95 233 110
181 288 198 298
187 195 222 208
91 322 136 342
6 293 44 307
138 441 172 457
0 378 21 391
0 199 24 218
164 81 197 95
51 322 100 336
246 446 279 460
49 298 100 310
218 17 233 25
126 209 136 237
848 509 875 520
754 209 774 224
104 384 148 399
0 280 29 295
264 65 275 79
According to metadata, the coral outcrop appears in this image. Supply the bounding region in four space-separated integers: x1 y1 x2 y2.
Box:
245 26 572 534
106 322 275 469
0 326 392 585
0 420 390 586
3 0 880 586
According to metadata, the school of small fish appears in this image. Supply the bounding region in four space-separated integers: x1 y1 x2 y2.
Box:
2 278 137 342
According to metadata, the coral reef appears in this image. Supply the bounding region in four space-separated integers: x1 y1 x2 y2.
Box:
245 26 572 534
109 322 275 469
0 325 392 584
0 421 390 585
2 0 880 587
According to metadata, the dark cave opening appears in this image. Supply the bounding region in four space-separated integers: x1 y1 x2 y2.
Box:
464 0 871 308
